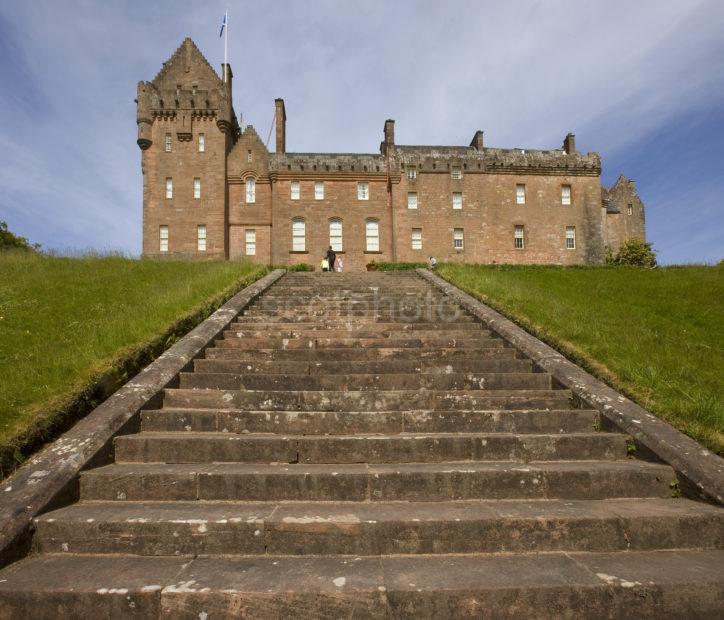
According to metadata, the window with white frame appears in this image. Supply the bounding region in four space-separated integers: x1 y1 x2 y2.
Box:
198 133 205 152
561 185 571 205
516 184 526 205
357 181 369 201
451 167 462 180
165 178 173 199
366 219 379 252
566 226 576 249
291 181 300 200
292 218 306 252
514 225 525 249
407 169 417 181
315 181 324 200
245 229 256 255
165 133 172 152
411 228 422 250
627 203 633 215
245 178 256 203
193 178 201 199
329 219 343 251
159 225 169 252
247 150 253 163
197 225 207 251
453 228 464 249
407 192 418 209
452 192 462 210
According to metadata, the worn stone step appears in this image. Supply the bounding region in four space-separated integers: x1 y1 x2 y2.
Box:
233 313 477 323
178 371 552 392
33 498 724 557
192 357 535 376
80 460 674 502
2 550 723 619
204 346 518 362
114 431 626 464
230 320 483 331
161 388 573 412
142 408 599 435
224 327 490 339
213 336 506 350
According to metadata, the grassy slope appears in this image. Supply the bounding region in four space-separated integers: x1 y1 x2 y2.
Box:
437 264 724 454
0 253 266 460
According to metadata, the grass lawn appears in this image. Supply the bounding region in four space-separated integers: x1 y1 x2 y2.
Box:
0 252 266 470
437 263 724 455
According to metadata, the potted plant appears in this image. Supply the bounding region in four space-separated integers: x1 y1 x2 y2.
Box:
366 260 378 272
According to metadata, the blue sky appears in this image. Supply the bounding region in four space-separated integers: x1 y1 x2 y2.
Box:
1 0 722 264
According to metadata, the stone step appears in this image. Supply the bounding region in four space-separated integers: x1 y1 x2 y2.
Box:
33 498 724 557
193 357 535 376
5 550 721 619
224 327 490 339
204 346 518 361
79 460 674 502
241 308 465 318
141 408 599 435
213 336 506 350
161 388 573 412
114 431 626 464
229 320 483 331
233 314 477 323
177 371 552 392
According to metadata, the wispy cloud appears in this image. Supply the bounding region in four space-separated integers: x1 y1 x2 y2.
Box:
0 0 722 262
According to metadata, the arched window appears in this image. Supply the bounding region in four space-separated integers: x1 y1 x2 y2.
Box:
329 218 343 251
245 177 256 203
292 218 306 252
366 219 379 252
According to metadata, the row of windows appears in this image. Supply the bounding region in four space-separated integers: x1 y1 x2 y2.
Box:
165 133 205 153
158 225 257 255
406 167 463 180
515 184 571 205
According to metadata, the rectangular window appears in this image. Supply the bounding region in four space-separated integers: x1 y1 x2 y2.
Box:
165 178 173 199
329 219 343 251
627 203 633 215
407 192 418 209
566 226 576 249
159 225 168 252
314 181 324 200
561 185 571 205
514 225 525 249
407 169 417 181
197 225 207 252
198 133 205 152
366 220 380 252
357 181 369 200
451 167 462 180
193 178 201 199
292 219 306 252
453 228 464 249
245 178 256 203
452 192 462 210
516 184 526 205
164 133 172 152
247 150 253 163
291 181 300 200
411 228 422 250
245 229 256 255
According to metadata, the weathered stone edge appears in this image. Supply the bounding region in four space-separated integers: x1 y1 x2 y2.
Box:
0 269 286 567
417 268 723 506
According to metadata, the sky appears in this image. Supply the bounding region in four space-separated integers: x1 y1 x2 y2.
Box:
0 0 722 264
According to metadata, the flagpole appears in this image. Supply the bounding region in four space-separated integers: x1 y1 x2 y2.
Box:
224 9 228 83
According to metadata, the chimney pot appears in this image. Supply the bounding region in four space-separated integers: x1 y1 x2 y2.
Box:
275 98 286 154
470 130 484 150
563 132 576 154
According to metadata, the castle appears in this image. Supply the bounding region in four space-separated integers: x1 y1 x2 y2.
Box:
137 38 646 269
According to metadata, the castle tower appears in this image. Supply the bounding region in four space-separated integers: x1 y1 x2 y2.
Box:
136 38 239 258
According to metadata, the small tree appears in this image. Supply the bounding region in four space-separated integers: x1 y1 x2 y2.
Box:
606 239 656 267
0 221 40 251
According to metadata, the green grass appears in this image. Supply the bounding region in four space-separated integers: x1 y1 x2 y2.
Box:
0 252 267 470
437 263 724 455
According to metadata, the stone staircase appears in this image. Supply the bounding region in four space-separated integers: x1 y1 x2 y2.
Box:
0 271 722 618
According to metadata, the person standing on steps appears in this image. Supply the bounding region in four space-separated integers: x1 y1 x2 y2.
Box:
326 246 336 274
336 255 343 272
321 255 329 272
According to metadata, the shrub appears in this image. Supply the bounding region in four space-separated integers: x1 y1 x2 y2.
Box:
606 239 657 267
0 221 40 251
369 261 427 271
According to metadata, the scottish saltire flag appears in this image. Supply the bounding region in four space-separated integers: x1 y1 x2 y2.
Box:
219 14 226 37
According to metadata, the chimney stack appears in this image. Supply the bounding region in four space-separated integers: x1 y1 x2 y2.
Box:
470 130 484 150
563 133 576 154
383 119 395 155
275 98 286 154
